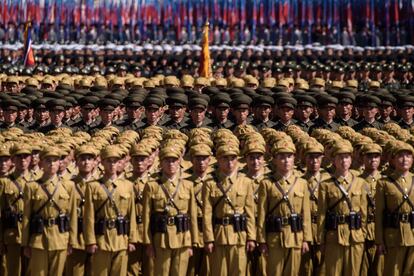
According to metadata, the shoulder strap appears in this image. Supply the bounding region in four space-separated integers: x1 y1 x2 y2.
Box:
329 175 355 212
215 174 236 212
389 176 414 211
308 174 321 202
36 180 61 215
100 182 121 217
157 177 182 213
8 179 24 208
74 182 85 206
268 176 298 215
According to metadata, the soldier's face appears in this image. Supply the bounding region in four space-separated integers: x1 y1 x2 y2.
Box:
305 153 324 173
362 106 378 120
102 157 122 176
319 107 336 121
337 103 353 117
400 106 414 121
363 153 381 171
0 156 12 176
256 106 272 120
12 154 31 171
190 108 206 124
278 107 294 122
50 110 65 125
191 155 210 174
161 157 180 177
31 151 40 166
296 106 313 120
169 106 186 121
273 153 295 174
246 153 264 173
218 155 238 175
214 107 230 121
380 105 393 119
232 108 249 124
131 155 149 174
76 154 97 174
4 109 17 123
392 151 413 172
333 153 352 172
40 156 60 175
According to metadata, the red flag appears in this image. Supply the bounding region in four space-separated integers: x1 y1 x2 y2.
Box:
24 23 35 67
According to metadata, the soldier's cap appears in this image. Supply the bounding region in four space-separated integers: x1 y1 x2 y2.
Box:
295 94 316 107
189 97 209 110
369 81 381 89
26 78 39 87
304 142 324 155
6 76 19 84
11 144 32 156
46 99 67 111
98 98 119 111
79 96 100 109
331 140 353 156
211 94 231 108
0 145 11 157
75 145 99 158
101 145 124 159
345 80 358 89
360 143 382 155
252 95 274 107
391 141 414 157
1 99 22 111
317 95 338 108
271 139 296 155
230 95 252 109
130 143 152 157
216 145 240 157
166 93 188 107
189 144 213 157
243 141 265 155
396 95 414 108
159 146 182 160
42 77 55 86
337 92 356 104
195 77 210 86
124 96 143 108
361 95 381 108
143 96 164 108
311 78 325 87
40 147 62 159
277 96 297 109
378 93 396 107
262 78 276 88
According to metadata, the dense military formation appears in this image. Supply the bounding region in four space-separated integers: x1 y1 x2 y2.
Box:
0 45 414 276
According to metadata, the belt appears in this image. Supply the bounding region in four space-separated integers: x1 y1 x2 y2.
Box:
336 214 349 224
311 214 318 224
267 215 290 226
136 215 143 224
106 219 117 229
214 216 233 226
399 213 411 223
44 217 58 227
367 213 375 223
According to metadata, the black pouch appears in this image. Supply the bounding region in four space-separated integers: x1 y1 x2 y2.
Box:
266 216 282 232
57 214 70 233
289 213 303 232
240 214 247 231
4 210 18 229
325 212 338 230
78 217 83 234
116 216 126 235
355 212 362 229
29 215 44 234
410 212 414 229
232 213 242 232
125 219 130 235
151 214 167 233
94 218 105 235
197 217 203 232
182 215 189 232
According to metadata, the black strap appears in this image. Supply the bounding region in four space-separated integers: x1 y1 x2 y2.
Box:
215 174 237 212
268 176 298 215
74 183 85 206
388 176 414 212
194 182 204 210
100 182 121 217
363 182 376 209
308 174 321 202
36 180 61 215
158 177 182 213
133 185 143 202
9 179 24 209
329 175 355 212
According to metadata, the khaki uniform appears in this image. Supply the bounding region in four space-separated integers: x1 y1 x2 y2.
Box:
21 175 77 276
317 172 368 276
300 171 330 276
0 172 32 276
127 172 154 276
187 173 210 276
84 177 138 276
360 171 384 276
142 174 198 276
65 175 97 276
375 172 414 276
257 173 312 276
202 172 256 276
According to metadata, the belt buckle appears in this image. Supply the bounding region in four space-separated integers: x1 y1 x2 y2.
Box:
46 217 55 227
401 213 409 223
136 215 142 224
222 217 230 226
167 217 175 225
107 219 116 229
338 215 346 224
17 213 23 222
281 217 289 226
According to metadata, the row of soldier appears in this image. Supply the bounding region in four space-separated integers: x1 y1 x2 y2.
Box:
0 123 413 276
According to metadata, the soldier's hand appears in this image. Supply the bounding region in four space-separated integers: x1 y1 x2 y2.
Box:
23 246 32 258
128 243 136 252
146 245 155 258
205 242 214 253
301 242 310 254
377 244 387 255
87 244 98 254
188 247 193 257
67 245 73 255
258 243 268 256
246 241 256 252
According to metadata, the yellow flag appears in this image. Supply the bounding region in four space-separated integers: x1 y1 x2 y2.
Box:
199 22 211 78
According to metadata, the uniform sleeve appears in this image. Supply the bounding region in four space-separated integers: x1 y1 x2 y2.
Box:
317 182 328 245
359 179 369 238
256 180 268 244
142 183 152 245
67 182 78 247
21 183 32 247
202 181 214 243
302 182 312 242
375 180 385 245
127 182 138 244
244 178 256 242
83 183 96 246
188 184 199 246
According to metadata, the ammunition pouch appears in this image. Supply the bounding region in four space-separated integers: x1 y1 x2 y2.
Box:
56 214 70 233
266 214 303 233
384 211 414 228
151 213 190 234
78 217 83 233
197 217 203 232
136 215 143 224
214 213 247 232
325 211 362 230
3 210 22 229
29 214 44 234
94 216 129 235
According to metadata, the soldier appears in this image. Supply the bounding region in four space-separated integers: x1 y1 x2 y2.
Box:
203 144 256 275
243 141 267 276
353 95 383 132
210 94 235 130
294 95 315 133
359 143 384 276
65 145 100 276
84 145 137 276
335 92 358 127
309 95 340 133
396 95 414 129
186 144 213 276
119 96 146 131
71 96 101 133
257 139 311 276
375 141 414 276
127 144 154 276
300 141 330 276
250 95 276 131
0 99 27 131
230 95 253 129
0 145 33 276
378 93 396 124
273 96 298 132
317 140 368 276
142 145 198 276
141 96 165 128
182 97 212 131
164 92 189 130
90 99 123 132
37 99 72 133
21 147 77 275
